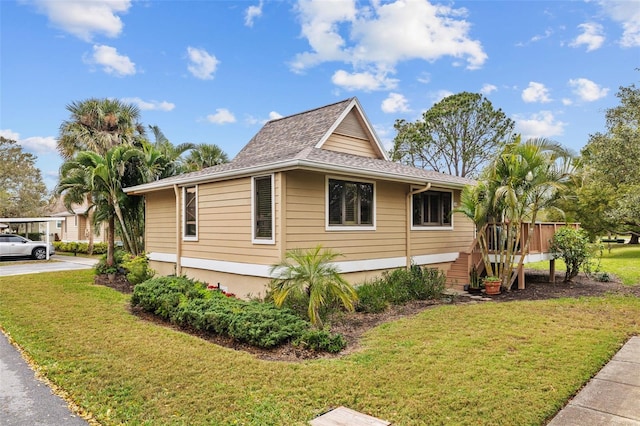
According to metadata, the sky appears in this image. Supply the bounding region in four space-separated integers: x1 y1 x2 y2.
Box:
1 0 639 190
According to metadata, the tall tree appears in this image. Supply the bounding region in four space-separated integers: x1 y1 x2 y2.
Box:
183 143 229 171
148 125 195 178
57 98 145 254
578 81 640 243
0 137 49 217
57 146 144 266
391 92 515 178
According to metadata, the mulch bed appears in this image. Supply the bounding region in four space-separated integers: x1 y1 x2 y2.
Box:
94 271 640 362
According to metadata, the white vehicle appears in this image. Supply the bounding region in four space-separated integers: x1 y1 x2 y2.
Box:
0 234 55 260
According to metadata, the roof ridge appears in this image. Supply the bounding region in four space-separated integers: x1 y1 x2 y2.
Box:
265 97 354 124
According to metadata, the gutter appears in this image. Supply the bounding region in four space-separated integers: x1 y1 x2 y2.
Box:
125 159 471 195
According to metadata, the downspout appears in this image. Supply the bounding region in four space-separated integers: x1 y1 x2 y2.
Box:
173 184 182 276
406 183 431 268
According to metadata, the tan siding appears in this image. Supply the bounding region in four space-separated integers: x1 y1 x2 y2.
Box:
335 109 368 139
180 175 281 265
285 170 407 260
145 189 177 253
323 133 378 158
410 190 475 255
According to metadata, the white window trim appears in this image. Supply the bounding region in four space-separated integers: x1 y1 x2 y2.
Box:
410 188 454 231
325 175 376 231
182 185 198 241
251 174 275 245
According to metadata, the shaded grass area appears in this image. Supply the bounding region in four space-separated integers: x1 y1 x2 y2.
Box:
1 270 639 425
527 245 640 285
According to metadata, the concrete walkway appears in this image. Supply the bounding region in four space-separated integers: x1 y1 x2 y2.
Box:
0 331 89 425
0 255 98 277
548 336 640 425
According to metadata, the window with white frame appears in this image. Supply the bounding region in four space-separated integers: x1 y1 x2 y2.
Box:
183 186 198 239
328 178 374 227
252 175 274 243
412 190 452 227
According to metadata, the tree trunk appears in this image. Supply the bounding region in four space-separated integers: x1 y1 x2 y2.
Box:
107 214 115 267
86 194 94 255
629 234 639 244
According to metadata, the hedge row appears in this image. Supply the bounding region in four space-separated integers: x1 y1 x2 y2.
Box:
131 276 346 353
54 241 108 254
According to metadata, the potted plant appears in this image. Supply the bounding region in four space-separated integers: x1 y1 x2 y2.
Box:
483 276 501 295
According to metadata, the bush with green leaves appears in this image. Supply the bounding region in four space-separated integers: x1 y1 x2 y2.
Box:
121 253 155 285
94 249 127 275
54 241 108 254
132 276 346 352
549 227 598 282
356 265 446 313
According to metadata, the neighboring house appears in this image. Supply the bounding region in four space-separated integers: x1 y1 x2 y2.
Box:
125 98 476 297
49 200 108 243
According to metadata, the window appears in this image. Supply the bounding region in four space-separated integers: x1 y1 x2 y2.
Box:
253 175 274 243
183 186 197 239
413 190 452 227
328 178 374 227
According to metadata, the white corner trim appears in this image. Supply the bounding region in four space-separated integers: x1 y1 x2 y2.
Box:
149 252 177 263
411 252 460 265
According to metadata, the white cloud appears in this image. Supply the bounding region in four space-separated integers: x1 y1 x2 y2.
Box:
245 1 263 27
522 82 551 103
187 47 219 80
568 78 609 102
569 23 605 52
291 0 487 87
597 0 640 47
207 108 236 124
32 0 131 41
121 97 175 111
1 129 57 154
246 111 283 125
480 84 497 95
86 44 136 76
417 72 431 84
514 111 566 139
530 28 553 43
432 90 454 103
381 93 410 113
562 98 573 106
268 111 283 120
331 69 398 91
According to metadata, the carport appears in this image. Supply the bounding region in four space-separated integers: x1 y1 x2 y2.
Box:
0 217 58 260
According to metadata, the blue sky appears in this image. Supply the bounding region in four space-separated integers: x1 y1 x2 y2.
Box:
1 0 639 190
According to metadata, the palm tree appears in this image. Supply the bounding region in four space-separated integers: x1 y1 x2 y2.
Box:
148 125 195 178
269 246 358 328
57 145 144 266
183 143 229 171
456 137 575 290
58 98 145 254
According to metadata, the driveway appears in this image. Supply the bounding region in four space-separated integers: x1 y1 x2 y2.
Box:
0 255 98 277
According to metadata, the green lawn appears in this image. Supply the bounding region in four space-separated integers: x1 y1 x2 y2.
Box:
527 244 640 285
1 270 639 425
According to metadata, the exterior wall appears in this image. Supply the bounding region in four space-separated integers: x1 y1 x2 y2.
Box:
409 188 475 257
65 215 80 241
144 170 474 298
145 189 177 254
180 175 282 266
322 110 379 158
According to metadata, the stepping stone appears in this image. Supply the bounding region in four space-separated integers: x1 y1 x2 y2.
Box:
310 406 391 426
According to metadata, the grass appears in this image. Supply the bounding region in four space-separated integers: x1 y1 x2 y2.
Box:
527 244 640 285
1 270 639 425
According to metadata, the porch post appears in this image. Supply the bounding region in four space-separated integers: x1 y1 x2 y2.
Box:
174 185 182 276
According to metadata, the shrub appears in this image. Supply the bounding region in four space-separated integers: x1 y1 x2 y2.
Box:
121 253 155 285
295 329 347 353
550 227 597 282
94 250 127 275
132 276 345 352
355 265 446 313
53 241 108 255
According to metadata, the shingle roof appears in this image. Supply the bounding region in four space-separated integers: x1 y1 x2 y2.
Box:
124 97 474 194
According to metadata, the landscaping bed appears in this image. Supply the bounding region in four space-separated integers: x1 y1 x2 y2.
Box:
95 269 640 362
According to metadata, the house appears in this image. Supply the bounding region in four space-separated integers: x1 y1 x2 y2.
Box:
49 200 108 243
124 98 476 297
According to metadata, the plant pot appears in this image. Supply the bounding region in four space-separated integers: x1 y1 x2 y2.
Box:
484 280 501 295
